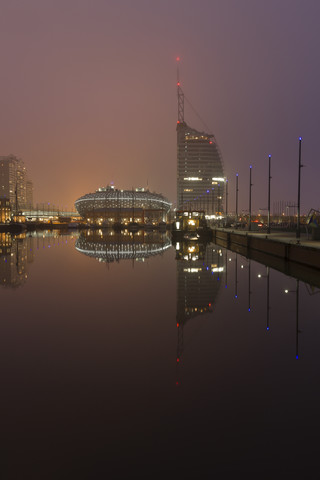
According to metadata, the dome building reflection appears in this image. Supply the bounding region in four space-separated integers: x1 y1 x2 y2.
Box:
75 230 171 263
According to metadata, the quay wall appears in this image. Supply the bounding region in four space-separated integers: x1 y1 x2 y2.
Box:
213 229 320 271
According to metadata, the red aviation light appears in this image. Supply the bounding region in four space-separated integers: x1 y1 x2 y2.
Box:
176 358 180 363
177 82 180 86
176 57 180 62
209 303 212 307
177 323 179 328
209 141 213 144
177 120 180 124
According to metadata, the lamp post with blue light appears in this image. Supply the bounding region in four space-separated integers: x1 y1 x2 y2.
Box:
296 137 303 241
249 165 253 231
267 155 271 234
235 173 239 222
225 178 228 225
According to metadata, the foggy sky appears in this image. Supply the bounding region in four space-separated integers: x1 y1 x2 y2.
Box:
1 0 319 214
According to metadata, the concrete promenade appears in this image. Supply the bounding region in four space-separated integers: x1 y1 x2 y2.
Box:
212 227 320 287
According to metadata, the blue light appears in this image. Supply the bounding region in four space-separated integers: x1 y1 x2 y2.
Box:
206 190 209 193
236 173 238 177
268 154 271 158
206 266 209 271
225 285 227 288
267 327 269 331
235 295 238 298
250 165 252 169
217 277 220 281
248 308 251 312
296 355 299 359
299 137 302 141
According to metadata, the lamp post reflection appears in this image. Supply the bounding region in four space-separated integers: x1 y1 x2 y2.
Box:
285 279 300 359
248 259 252 312
240 259 252 312
258 266 270 331
249 165 253 231
234 253 238 299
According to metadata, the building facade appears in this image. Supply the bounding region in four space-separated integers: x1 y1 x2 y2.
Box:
0 198 11 223
0 155 33 211
26 180 34 209
177 122 225 215
75 185 172 226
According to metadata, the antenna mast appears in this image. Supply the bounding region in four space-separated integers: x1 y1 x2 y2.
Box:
176 57 184 123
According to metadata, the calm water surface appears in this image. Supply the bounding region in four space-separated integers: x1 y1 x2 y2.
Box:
1 230 320 477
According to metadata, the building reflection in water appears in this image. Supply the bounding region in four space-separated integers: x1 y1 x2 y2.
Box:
0 233 34 288
0 231 68 288
75 229 172 263
174 240 225 384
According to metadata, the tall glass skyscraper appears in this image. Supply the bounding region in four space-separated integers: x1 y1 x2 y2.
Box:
0 155 33 211
177 122 225 215
176 61 225 215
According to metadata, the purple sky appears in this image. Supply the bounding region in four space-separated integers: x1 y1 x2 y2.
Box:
1 0 319 214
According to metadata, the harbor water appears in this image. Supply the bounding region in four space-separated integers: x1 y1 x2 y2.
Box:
1 230 320 477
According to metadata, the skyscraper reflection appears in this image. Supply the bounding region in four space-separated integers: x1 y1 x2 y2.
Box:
174 240 225 382
0 233 34 288
175 241 225 322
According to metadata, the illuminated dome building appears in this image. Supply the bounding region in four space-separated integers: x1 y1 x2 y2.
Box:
75 185 172 226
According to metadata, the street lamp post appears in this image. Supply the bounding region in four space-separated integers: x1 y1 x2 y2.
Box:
296 137 302 241
267 155 271 234
235 173 238 221
225 179 228 225
249 165 252 231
